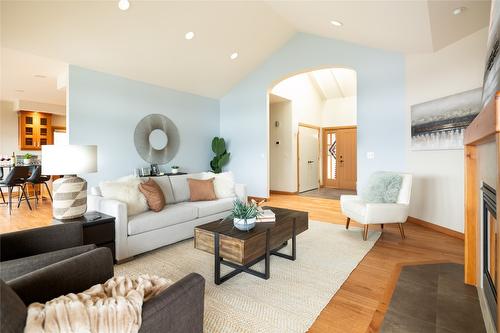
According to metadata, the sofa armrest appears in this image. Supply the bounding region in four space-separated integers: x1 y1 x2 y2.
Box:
88 194 129 261
234 183 247 202
0 244 97 282
0 223 83 262
139 273 205 333
365 203 410 224
9 247 114 306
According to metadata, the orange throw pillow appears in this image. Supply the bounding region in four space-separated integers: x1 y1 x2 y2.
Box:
188 178 217 201
139 178 166 212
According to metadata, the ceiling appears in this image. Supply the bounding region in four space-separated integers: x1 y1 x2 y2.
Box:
309 68 356 100
0 0 491 100
1 48 67 106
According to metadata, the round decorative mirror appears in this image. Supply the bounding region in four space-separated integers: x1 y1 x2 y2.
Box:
134 114 179 164
149 129 168 150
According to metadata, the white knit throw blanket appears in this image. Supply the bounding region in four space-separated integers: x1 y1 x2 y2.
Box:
24 275 171 333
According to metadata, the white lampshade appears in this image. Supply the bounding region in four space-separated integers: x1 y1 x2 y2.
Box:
42 145 97 175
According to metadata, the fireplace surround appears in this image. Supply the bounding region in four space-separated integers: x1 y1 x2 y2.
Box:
483 182 497 325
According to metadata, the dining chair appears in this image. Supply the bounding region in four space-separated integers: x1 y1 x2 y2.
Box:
0 168 5 204
19 165 53 206
0 166 32 215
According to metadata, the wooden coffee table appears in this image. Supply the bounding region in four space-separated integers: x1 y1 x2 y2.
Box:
194 207 308 284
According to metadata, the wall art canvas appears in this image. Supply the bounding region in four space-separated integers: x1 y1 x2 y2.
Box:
411 88 482 151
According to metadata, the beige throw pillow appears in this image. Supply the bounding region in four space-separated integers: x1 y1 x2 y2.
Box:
187 178 217 201
139 178 166 212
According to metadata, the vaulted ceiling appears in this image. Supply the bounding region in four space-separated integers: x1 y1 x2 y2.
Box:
1 0 491 101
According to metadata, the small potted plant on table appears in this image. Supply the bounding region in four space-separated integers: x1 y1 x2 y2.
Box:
23 153 32 165
229 199 262 231
171 166 180 174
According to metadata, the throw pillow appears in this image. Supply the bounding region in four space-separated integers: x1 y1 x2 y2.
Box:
99 175 149 216
187 178 217 201
200 171 236 199
361 172 403 203
139 178 166 212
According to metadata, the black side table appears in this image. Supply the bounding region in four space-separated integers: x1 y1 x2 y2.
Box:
53 211 116 261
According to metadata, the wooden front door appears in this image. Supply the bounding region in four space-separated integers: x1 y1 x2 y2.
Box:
322 127 357 190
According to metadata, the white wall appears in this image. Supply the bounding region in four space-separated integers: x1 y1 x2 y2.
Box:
321 96 357 127
269 101 295 192
0 99 66 157
270 73 323 191
406 28 488 233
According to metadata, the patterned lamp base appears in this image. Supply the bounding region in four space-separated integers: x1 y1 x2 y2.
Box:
52 176 87 220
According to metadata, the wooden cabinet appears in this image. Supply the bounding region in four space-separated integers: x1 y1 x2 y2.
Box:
18 111 53 150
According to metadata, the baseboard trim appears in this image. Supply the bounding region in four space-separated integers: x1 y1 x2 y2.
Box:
407 216 464 240
269 190 298 195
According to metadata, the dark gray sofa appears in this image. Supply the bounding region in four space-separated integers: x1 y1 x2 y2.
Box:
0 223 205 333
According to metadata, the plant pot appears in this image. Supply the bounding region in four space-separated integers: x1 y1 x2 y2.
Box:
233 217 256 231
23 159 31 165
171 168 179 174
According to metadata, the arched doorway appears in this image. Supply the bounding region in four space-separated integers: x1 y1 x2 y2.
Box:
268 67 357 198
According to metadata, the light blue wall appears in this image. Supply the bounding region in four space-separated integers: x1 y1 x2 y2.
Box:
221 33 407 197
68 66 219 187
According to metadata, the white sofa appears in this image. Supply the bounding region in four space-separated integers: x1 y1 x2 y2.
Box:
88 173 247 261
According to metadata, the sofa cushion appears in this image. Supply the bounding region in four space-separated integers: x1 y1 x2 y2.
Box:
188 198 234 218
142 175 175 204
100 175 148 216
188 178 217 202
200 172 235 199
139 178 166 212
128 203 198 236
169 173 204 203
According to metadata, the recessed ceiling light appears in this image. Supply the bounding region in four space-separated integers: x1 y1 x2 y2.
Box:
330 20 343 27
453 7 466 15
118 0 130 11
230 52 238 60
33 74 47 78
15 89 24 93
185 31 195 40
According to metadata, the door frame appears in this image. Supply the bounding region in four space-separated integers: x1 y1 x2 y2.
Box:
297 122 321 193
322 125 357 189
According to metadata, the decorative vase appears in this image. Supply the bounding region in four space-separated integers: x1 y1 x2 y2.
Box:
52 175 88 220
171 168 179 174
233 217 256 231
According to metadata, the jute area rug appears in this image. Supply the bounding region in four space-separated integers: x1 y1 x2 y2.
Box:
115 221 380 333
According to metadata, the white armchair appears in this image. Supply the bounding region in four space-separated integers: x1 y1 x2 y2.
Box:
340 173 412 240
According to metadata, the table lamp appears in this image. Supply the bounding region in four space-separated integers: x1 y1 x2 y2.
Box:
42 145 97 220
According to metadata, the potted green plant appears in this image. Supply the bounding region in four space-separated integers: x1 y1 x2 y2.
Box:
171 165 180 174
210 137 230 173
227 199 262 231
23 153 32 165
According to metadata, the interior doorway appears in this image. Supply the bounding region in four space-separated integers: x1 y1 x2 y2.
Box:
322 126 357 190
268 67 357 197
298 124 320 192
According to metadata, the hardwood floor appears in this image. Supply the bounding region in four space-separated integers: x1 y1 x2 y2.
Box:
265 194 464 333
0 193 464 333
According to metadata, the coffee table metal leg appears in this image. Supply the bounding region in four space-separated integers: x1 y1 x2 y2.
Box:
214 232 221 285
271 218 297 261
265 228 270 279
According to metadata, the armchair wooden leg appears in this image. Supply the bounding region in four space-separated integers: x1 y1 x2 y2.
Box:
398 223 406 239
345 217 351 230
362 225 369 241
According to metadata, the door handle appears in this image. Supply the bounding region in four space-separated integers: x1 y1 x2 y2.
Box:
307 160 314 164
